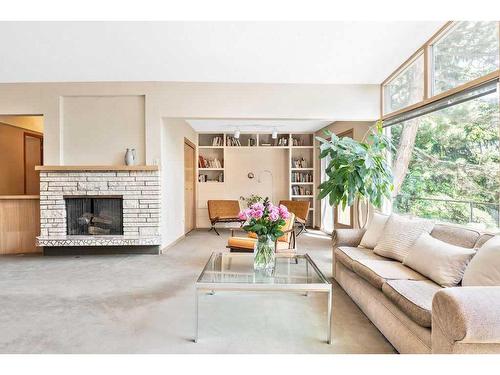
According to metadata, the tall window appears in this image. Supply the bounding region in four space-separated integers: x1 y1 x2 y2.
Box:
432 21 499 95
387 85 500 231
383 53 425 114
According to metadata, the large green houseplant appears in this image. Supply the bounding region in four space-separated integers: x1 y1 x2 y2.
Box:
316 121 394 223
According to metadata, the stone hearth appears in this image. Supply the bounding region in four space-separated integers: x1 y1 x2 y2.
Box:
35 166 161 253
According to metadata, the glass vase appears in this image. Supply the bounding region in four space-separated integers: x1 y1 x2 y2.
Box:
254 234 276 273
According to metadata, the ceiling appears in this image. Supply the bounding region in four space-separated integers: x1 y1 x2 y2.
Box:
0 21 445 84
187 119 334 133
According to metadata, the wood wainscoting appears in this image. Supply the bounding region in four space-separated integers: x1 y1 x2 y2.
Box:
0 195 40 255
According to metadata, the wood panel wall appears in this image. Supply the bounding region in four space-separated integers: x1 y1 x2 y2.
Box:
0 196 40 255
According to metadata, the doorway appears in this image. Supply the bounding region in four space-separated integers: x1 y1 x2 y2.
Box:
0 115 43 195
184 139 196 234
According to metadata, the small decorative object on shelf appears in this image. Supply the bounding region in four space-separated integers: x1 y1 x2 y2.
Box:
124 148 136 166
238 198 290 273
292 157 308 168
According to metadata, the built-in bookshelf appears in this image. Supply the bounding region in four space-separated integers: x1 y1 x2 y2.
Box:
197 132 317 227
198 134 225 183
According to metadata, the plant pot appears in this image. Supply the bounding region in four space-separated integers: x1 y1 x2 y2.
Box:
254 234 276 273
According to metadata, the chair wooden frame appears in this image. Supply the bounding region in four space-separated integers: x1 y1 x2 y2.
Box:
279 200 310 237
207 200 244 235
226 227 297 253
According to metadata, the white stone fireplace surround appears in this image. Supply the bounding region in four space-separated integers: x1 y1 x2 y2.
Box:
36 166 161 253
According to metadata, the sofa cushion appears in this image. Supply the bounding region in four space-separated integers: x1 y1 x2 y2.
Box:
374 214 434 262
463 236 500 286
430 224 480 249
359 212 389 249
475 233 495 249
382 280 442 328
351 259 427 290
335 246 391 271
404 232 476 287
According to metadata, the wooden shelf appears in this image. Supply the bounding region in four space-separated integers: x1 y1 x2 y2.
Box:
291 182 314 185
0 195 40 200
199 168 224 171
291 168 314 171
35 165 159 171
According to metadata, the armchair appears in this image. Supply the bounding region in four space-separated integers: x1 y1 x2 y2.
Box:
227 213 296 255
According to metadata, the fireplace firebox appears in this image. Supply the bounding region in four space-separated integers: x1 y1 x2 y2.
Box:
65 196 123 235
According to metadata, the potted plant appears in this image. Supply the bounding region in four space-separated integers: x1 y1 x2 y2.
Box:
238 198 290 273
316 121 394 226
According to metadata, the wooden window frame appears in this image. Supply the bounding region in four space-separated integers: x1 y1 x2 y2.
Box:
381 21 500 121
381 49 425 116
23 131 43 195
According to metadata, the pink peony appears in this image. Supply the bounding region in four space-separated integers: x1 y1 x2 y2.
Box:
279 204 290 219
238 210 248 221
251 209 263 219
269 210 280 221
251 202 264 211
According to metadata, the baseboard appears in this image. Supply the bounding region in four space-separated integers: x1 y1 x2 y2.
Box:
160 234 186 253
43 245 160 256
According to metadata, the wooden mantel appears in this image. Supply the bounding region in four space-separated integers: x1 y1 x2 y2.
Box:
35 165 159 171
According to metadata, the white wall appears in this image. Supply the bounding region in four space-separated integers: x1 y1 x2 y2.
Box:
0 81 379 248
62 95 145 165
161 118 197 247
196 147 289 228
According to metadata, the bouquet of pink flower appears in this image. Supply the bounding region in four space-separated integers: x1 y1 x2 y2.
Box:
238 197 290 241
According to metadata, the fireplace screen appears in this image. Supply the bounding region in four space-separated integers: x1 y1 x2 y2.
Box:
65 196 123 235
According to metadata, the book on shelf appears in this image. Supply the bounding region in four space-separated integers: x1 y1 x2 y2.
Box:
226 136 242 147
292 137 311 146
211 136 223 147
198 156 223 168
291 172 313 183
198 172 224 183
292 185 312 196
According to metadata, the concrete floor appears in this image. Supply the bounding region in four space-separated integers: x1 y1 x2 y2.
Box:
0 229 395 354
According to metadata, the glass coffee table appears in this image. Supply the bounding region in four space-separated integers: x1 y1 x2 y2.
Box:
195 252 332 344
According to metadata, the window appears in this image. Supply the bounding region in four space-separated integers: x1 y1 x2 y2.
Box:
387 84 500 232
383 53 425 114
432 21 499 95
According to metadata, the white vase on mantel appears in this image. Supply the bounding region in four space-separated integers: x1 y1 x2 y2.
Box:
125 148 136 166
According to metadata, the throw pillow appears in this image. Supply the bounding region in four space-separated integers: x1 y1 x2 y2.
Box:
403 232 476 287
373 214 434 262
462 236 500 286
359 212 390 249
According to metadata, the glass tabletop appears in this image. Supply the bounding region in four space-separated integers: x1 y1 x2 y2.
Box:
197 252 330 286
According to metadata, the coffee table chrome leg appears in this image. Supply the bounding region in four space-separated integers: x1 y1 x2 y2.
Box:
327 288 332 344
194 290 199 343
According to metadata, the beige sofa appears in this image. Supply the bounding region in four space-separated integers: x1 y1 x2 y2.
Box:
332 223 500 354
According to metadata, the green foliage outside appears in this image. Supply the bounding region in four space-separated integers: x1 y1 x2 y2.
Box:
391 92 500 231
389 21 500 232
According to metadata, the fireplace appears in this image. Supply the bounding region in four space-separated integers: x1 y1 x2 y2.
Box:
36 166 161 255
65 196 123 235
